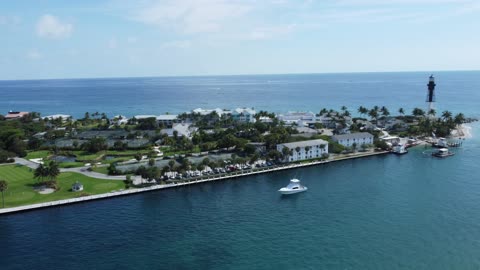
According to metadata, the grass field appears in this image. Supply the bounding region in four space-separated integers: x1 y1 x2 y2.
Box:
0 165 126 208
25 150 51 160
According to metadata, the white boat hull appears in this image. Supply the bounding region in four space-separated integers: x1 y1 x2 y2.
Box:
278 187 308 195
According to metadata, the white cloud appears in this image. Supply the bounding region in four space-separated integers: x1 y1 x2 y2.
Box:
0 15 21 26
249 24 296 40
26 49 43 60
161 40 191 48
132 0 252 33
108 38 118 49
127 36 138 43
36 14 73 39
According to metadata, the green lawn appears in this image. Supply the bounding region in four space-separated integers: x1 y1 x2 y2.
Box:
92 166 109 175
0 165 126 208
25 150 51 160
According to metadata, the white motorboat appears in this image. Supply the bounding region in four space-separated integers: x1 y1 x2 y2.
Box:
278 179 307 195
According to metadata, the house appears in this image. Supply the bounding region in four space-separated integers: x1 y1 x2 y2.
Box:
156 114 178 127
111 115 129 125
332 132 374 148
278 112 316 126
192 108 230 117
72 181 84 192
43 114 72 122
231 108 256 123
277 139 329 162
161 123 197 139
5 111 29 120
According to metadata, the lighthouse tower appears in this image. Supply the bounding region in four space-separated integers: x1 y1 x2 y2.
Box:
426 74 436 113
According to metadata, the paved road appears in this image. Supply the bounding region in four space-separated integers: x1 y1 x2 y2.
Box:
13 158 130 181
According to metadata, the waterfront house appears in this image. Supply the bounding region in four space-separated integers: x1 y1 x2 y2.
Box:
72 181 84 192
5 111 29 120
278 111 316 126
192 108 230 117
156 114 178 127
277 139 329 162
43 114 72 122
332 132 374 148
231 108 256 123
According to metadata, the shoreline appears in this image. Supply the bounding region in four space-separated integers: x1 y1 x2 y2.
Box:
0 151 389 215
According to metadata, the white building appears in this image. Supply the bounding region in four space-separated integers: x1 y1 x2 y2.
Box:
161 123 197 139
332 132 374 148
112 115 129 125
156 115 178 127
277 139 329 162
43 114 72 122
192 108 230 117
278 111 316 126
231 108 256 123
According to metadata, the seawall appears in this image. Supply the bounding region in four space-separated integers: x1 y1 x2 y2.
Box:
0 151 389 215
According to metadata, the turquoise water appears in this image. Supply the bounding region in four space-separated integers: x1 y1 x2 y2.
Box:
1 72 480 269
1 123 479 269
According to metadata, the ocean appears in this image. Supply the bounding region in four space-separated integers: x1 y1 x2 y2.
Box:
1 71 480 269
1 71 479 118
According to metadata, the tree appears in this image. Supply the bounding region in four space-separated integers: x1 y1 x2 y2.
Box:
428 109 436 118
441 110 452 121
0 180 8 208
83 137 108 153
358 106 368 117
368 109 379 123
134 153 142 162
412 108 425 117
47 161 60 181
34 164 48 182
168 160 176 170
398 108 405 116
454 113 465 126
107 162 118 175
352 142 357 152
148 158 155 167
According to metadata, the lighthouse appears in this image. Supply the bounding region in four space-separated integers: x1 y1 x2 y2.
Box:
426 74 436 113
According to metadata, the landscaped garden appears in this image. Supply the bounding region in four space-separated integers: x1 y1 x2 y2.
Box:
0 164 125 208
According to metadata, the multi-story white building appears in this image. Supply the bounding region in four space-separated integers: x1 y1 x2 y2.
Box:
332 132 374 148
277 139 329 162
156 114 178 127
231 108 256 123
277 111 316 126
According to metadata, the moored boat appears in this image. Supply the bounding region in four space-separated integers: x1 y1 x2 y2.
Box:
278 179 307 195
392 144 408 155
432 148 454 158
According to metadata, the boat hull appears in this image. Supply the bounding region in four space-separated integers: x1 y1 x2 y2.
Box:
278 187 308 195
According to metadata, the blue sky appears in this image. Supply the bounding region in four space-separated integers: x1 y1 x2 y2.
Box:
1 0 479 80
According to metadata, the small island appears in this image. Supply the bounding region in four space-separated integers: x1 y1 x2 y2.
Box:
0 78 475 213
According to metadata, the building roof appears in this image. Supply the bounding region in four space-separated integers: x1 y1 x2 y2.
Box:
43 114 72 120
278 139 329 149
233 107 256 115
157 115 178 120
5 111 29 119
332 132 374 140
135 115 157 119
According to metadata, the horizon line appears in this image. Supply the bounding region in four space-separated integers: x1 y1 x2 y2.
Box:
1 69 479 82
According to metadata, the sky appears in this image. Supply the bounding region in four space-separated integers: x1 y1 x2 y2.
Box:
1 0 480 80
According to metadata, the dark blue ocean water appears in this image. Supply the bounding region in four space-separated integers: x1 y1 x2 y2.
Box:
1 72 480 269
1 71 479 118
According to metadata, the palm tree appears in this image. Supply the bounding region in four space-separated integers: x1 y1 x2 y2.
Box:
381 106 390 117
368 109 379 123
428 109 436 118
358 106 368 117
441 110 452 121
0 180 8 208
398 108 405 116
412 108 425 117
47 161 60 181
34 164 48 182
454 113 465 126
